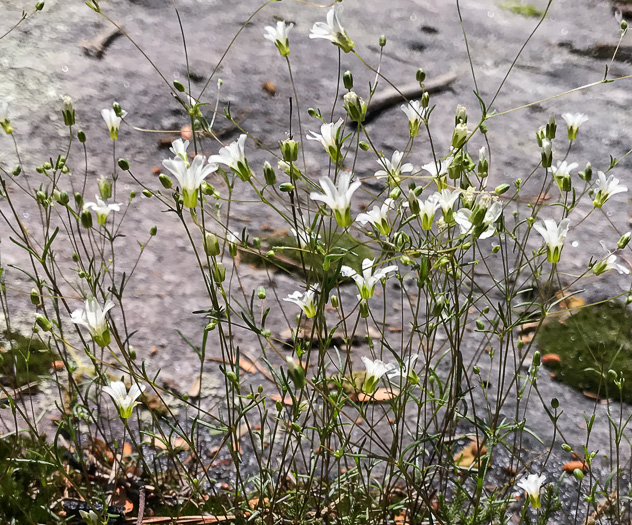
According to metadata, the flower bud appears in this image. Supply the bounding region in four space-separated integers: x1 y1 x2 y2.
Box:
541 139 552 168
451 122 468 149
204 232 220 256
532 351 541 367
343 70 354 90
379 35 386 47
546 113 556 140
579 162 592 182
158 173 173 189
561 443 572 452
118 158 130 171
173 80 185 92
256 162 274 188
330 295 339 308
455 104 467 125
112 102 123 118
279 138 299 162
12 165 21 176
30 289 41 306
307 107 319 118
142 189 153 198
494 184 510 195
286 356 306 389
389 187 402 200
555 172 572 192
35 1 45 10
35 314 52 332
98 176 112 200
407 190 420 215
535 126 546 147
61 96 75 126
478 147 488 178
257 286 266 299
77 130 86 143
622 20 628 31
343 91 367 123
359 141 369 151
279 182 294 192
421 92 429 108
416 68 426 83
551 397 559 409
573 468 584 481
212 262 226 283
80 209 93 229
618 232 631 249
150 225 157 236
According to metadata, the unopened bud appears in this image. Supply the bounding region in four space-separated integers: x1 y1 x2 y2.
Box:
77 130 86 143
343 70 354 90
263 161 277 185
618 232 631 249
118 158 130 171
61 96 75 126
421 92 429 108
150 225 157 236
343 91 367 123
80 209 92 229
212 262 226 283
35 314 52 332
279 138 298 162
359 141 369 151
12 165 21 176
173 80 185 92
330 295 339 308
204 232 220 256
416 68 426 83
286 356 306 389
379 35 386 47
35 1 44 10
30 289 41 306
159 173 173 189
494 184 510 195
98 177 112 200
257 286 266 299
112 102 123 117
579 162 592 182
561 443 572 452
279 182 294 192
546 113 556 140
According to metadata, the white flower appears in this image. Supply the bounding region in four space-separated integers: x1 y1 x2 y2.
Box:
307 118 343 163
61 96 75 126
208 134 252 181
356 198 394 236
341 258 398 300
517 473 547 509
400 100 425 137
309 5 354 53
387 354 419 384
284 287 318 318
71 297 115 347
374 151 413 186
455 199 502 239
162 155 218 208
264 20 293 57
361 356 395 394
550 160 578 192
533 218 570 263
437 188 461 222
169 138 190 164
561 113 588 140
101 108 127 140
310 173 361 228
593 252 630 276
422 157 452 179
541 138 552 168
102 380 145 419
418 193 440 230
83 195 122 226
593 170 627 208
79 510 100 525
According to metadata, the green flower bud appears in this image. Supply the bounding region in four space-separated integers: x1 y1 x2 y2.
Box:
416 68 426 83
492 245 501 254
30 289 41 306
343 91 367 123
35 1 44 10
279 138 299 162
286 356 305 389
204 232 220 256
35 314 52 332
12 165 21 176
80 209 92 229
622 20 628 31
359 141 369 151
159 173 173 189
476 320 485 330
263 161 276 185
532 351 541 367
494 184 510 195
279 182 294 192
451 122 468 149
359 299 369 318
112 102 123 118
551 397 559 409
389 187 402 200
212 262 226 283
546 113 556 140
98 177 112 200
61 96 75 126
473 366 480 375
421 92 429 108
129 347 136 360
142 189 153 198
561 443 572 452
379 35 386 47
77 130 86 143
573 468 584 481
149 226 157 236
343 70 354 90
307 107 319 118
330 295 339 308
173 80 185 92
43 162 52 170
257 286 266 299
118 158 130 171
579 162 592 182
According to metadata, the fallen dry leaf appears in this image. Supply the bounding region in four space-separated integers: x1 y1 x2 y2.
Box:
454 439 488 469
262 81 276 96
188 377 201 398
541 353 562 365
354 388 399 403
555 291 585 311
562 460 586 473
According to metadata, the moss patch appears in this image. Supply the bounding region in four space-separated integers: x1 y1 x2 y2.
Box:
500 1 545 17
239 231 374 280
536 301 632 402
0 330 56 388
